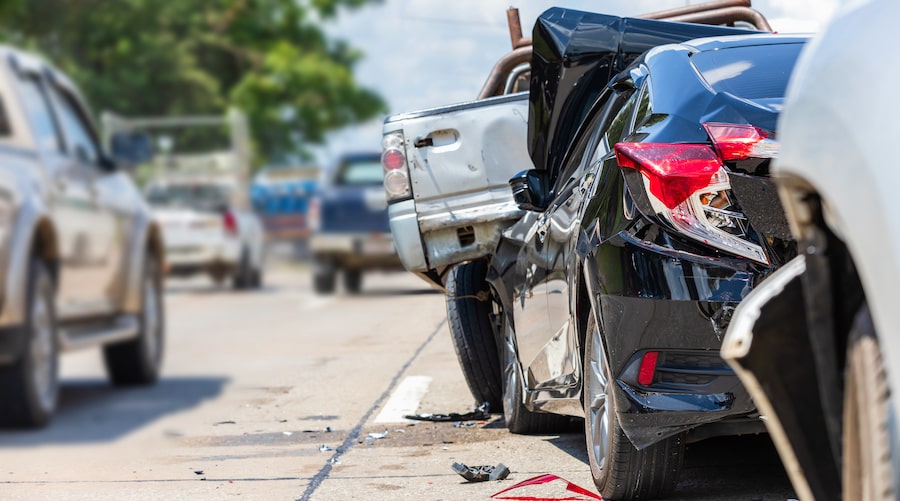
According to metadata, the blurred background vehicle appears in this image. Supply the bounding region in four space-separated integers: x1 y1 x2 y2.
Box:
309 152 401 294
0 45 163 427
251 165 320 258
722 0 900 500
104 110 266 290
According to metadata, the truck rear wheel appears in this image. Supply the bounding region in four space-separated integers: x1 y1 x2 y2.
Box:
446 260 502 413
313 258 336 294
0 259 59 428
343 270 362 294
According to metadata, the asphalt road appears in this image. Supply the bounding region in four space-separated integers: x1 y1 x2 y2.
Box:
0 263 797 501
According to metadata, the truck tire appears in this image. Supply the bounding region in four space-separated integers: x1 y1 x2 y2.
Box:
313 257 336 294
584 312 683 499
446 261 502 414
104 259 164 385
343 270 362 294
843 303 895 501
232 249 252 290
0 259 59 428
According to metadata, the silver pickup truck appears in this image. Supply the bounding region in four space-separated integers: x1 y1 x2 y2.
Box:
0 45 163 427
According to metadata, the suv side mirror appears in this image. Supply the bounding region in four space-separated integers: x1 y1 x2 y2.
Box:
509 169 551 212
111 131 154 168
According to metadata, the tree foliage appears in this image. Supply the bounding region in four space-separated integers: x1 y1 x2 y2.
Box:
0 0 385 165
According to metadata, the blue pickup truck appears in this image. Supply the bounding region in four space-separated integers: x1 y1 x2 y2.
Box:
308 153 402 294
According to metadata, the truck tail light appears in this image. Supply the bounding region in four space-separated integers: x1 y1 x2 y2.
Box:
223 210 238 235
308 197 321 233
614 123 778 265
381 131 411 201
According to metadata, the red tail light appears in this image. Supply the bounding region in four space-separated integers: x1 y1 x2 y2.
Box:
614 143 721 209
703 123 778 162
613 121 777 265
638 351 659 386
223 211 238 235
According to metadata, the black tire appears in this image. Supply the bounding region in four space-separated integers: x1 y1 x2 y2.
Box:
445 261 502 412
313 262 336 294
232 249 252 290
343 270 362 294
501 313 571 434
104 259 164 385
843 303 894 501
0 260 59 428
584 312 683 500
251 267 264 289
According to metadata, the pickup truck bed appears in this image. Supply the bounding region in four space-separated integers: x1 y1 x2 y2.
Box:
383 92 530 288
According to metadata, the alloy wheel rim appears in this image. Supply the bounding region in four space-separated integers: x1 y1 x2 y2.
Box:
31 285 57 412
587 319 609 469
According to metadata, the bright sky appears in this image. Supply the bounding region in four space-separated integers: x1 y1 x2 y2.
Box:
317 0 841 162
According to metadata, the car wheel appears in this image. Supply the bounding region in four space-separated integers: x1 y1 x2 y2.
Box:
445 261 502 412
843 303 895 501
313 259 336 295
0 259 58 428
104 258 164 385
584 312 683 500
232 249 251 290
343 270 362 294
501 314 571 434
251 267 264 289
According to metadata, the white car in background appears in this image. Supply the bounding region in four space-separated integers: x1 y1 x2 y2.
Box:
722 0 900 499
147 179 265 289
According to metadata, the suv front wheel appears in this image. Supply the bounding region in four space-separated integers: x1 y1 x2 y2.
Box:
104 258 164 385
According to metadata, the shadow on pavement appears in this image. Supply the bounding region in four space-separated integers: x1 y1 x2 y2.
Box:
0 376 228 446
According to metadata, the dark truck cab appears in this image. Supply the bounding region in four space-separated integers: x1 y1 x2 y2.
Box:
309 152 402 294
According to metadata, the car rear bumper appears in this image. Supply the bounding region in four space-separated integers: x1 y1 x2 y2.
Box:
590 234 769 448
310 232 402 270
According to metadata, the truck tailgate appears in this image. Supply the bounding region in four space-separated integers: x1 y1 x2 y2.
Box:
384 93 530 273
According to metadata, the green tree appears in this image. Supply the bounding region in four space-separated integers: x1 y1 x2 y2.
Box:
0 0 385 165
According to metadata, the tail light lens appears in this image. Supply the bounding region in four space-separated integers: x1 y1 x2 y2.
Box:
614 123 778 265
381 131 411 201
223 210 238 235
308 197 321 233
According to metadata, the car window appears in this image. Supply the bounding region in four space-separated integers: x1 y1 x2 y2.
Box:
46 85 101 165
633 78 652 131
337 158 383 186
691 42 805 100
0 96 10 137
15 76 62 152
146 183 231 211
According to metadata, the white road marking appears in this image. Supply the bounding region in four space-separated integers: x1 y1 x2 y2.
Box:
373 375 432 424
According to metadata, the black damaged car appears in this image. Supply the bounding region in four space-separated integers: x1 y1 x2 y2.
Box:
474 9 807 500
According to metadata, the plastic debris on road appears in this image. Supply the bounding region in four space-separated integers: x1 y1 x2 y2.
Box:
452 462 510 482
366 431 388 440
405 401 491 422
318 444 335 452
490 474 602 500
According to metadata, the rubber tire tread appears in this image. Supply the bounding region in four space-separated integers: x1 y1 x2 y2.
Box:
0 260 57 428
446 260 502 412
585 317 683 500
104 259 164 385
343 270 362 294
314 271 336 294
843 303 894 501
